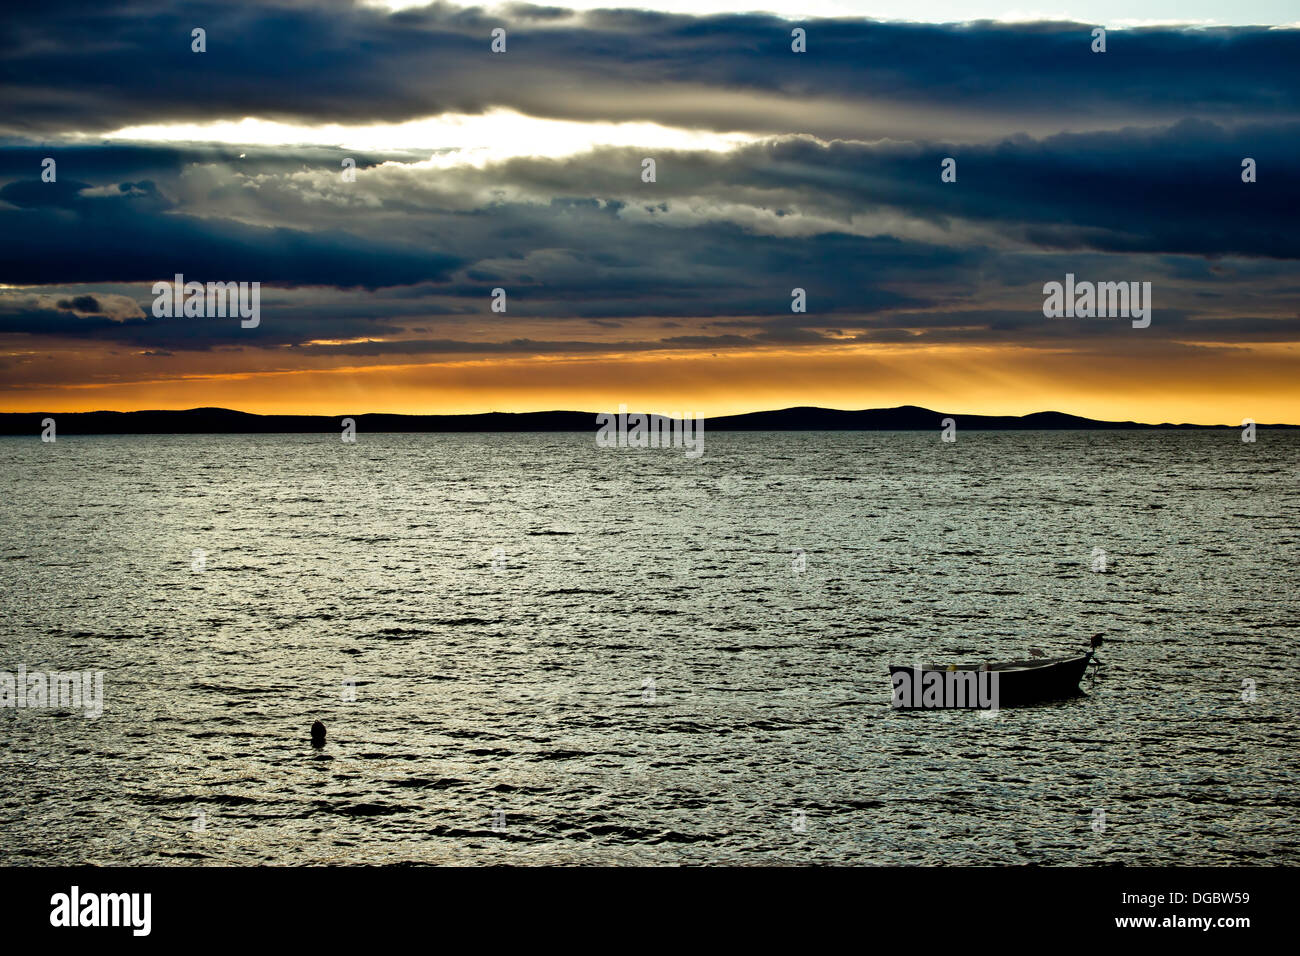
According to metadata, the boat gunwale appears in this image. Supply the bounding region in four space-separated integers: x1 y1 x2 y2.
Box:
887 652 1092 675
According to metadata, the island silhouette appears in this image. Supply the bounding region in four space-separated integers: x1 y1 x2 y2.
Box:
0 405 1292 434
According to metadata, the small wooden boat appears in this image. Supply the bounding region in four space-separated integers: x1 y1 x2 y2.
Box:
889 638 1101 709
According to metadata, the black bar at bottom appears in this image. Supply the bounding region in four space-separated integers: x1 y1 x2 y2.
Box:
0 865 1275 942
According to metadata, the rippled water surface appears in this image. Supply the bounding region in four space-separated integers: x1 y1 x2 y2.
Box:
1 431 1296 865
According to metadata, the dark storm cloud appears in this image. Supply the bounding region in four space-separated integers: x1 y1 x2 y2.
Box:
0 2 1297 139
0 173 462 287
607 120 1300 260
10 116 1290 301
1 120 1297 354
0 144 413 181
0 306 130 337
55 295 103 314
1 3 1297 364
7 117 1289 306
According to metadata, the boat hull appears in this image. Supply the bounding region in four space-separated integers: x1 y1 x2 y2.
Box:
888 653 1093 709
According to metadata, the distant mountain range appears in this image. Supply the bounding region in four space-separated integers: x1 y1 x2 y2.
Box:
0 405 1291 434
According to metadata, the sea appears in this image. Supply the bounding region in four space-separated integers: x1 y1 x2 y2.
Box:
0 430 1296 864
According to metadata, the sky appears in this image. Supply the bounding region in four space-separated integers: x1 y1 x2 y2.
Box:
1 1 1297 422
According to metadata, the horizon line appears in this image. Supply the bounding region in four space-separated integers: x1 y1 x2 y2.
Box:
1 404 1293 430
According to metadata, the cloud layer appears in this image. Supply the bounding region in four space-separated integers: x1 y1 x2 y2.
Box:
1 2 1297 417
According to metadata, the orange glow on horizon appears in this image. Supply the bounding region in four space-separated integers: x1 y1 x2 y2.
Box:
2 342 1298 425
